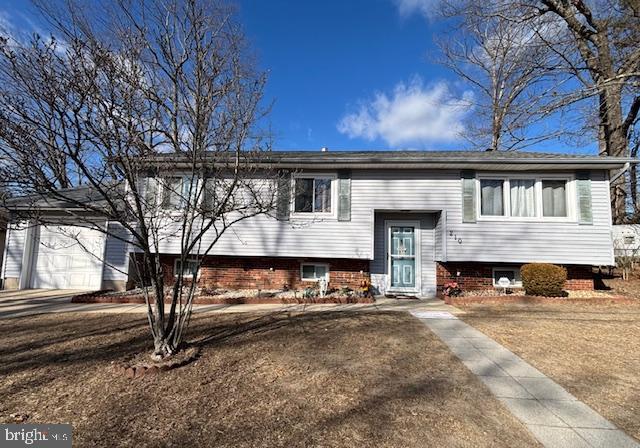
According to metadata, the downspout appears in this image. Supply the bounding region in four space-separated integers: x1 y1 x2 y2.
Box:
610 162 630 184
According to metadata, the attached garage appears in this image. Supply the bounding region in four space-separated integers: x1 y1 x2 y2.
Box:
29 224 106 289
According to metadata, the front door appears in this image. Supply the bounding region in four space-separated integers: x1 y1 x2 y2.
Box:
387 222 419 292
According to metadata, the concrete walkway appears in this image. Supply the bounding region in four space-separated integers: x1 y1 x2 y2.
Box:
412 310 639 448
0 289 457 319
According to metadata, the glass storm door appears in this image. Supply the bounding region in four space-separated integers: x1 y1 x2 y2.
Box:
389 226 416 290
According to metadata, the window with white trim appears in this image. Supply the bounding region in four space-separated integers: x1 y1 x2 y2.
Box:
300 263 329 282
478 175 572 220
492 267 522 287
293 176 333 213
174 259 200 278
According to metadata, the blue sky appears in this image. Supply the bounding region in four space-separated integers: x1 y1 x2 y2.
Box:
238 0 466 151
0 0 597 154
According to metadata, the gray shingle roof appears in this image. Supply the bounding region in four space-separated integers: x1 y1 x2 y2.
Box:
145 149 631 162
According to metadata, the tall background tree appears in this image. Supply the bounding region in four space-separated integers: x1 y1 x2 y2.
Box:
440 0 639 222
0 0 277 358
438 0 563 151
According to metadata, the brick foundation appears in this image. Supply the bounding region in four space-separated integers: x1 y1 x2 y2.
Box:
436 262 594 294
156 255 370 290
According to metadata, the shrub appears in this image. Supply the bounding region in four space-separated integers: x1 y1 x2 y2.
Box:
521 263 567 297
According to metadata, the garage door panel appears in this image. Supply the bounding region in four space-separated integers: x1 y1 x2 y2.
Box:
31 225 105 290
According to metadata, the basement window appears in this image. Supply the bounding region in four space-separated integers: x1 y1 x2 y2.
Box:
300 263 329 282
174 259 200 278
492 267 522 287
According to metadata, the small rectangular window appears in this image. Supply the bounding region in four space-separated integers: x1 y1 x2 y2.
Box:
300 263 329 282
542 180 567 217
294 177 332 213
175 259 200 278
480 179 504 216
493 268 522 287
624 235 635 245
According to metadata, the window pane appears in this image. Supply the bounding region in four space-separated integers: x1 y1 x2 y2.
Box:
510 179 536 217
542 180 567 217
301 264 316 279
315 265 327 278
294 178 313 212
480 180 504 216
314 179 332 212
176 260 199 276
162 177 183 208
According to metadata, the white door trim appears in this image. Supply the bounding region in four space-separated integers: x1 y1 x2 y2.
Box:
385 220 421 294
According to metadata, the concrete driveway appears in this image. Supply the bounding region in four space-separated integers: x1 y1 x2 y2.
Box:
0 289 91 319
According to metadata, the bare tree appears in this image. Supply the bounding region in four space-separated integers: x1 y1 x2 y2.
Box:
626 125 640 217
437 1 562 151
510 0 640 222
0 0 278 359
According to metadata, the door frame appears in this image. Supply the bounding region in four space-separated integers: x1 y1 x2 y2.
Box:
385 220 421 294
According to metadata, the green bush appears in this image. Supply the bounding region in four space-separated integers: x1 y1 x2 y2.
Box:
521 263 567 297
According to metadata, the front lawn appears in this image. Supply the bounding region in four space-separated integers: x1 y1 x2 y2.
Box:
0 311 539 447
460 303 640 442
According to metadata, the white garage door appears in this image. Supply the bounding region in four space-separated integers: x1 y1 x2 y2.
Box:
30 225 105 289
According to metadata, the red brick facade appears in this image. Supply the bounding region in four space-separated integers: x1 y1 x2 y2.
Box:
436 262 594 294
159 255 370 290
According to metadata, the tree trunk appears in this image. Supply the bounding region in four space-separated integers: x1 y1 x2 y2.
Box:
630 163 638 217
598 83 629 223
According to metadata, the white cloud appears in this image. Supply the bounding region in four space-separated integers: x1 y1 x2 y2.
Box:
337 77 473 147
393 0 439 19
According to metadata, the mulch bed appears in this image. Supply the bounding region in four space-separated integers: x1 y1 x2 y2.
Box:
446 295 636 306
71 291 374 305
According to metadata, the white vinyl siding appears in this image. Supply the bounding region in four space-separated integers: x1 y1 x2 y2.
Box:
2 168 615 291
136 169 612 266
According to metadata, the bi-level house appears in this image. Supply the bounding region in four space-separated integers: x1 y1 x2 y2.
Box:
1 150 631 297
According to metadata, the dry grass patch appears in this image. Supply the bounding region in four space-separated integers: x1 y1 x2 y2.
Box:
0 311 539 447
460 303 640 442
